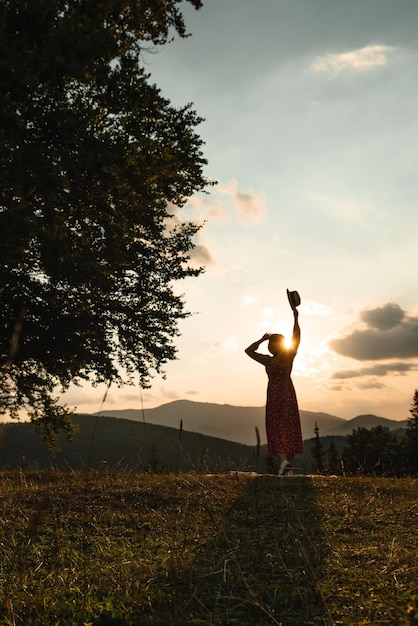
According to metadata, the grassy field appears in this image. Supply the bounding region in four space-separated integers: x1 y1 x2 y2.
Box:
1 471 417 625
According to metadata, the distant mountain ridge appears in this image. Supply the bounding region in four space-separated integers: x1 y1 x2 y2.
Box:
95 400 408 445
330 414 409 436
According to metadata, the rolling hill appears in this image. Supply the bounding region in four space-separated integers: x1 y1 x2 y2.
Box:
0 413 257 472
0 405 409 472
95 400 408 445
95 400 346 445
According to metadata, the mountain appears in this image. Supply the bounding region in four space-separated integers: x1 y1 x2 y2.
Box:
327 414 409 437
95 400 409 444
95 399 346 445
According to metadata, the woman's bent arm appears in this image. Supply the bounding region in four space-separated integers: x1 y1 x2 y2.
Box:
245 334 270 363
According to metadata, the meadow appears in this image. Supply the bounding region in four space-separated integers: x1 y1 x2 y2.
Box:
1 470 417 625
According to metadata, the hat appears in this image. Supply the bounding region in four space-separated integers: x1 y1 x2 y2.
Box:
287 289 301 310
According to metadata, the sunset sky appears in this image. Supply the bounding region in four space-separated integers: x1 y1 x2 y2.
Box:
64 0 418 421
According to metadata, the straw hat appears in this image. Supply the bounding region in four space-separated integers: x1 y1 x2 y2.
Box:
287 289 301 310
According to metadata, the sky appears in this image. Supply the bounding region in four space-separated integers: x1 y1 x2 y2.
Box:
64 0 418 421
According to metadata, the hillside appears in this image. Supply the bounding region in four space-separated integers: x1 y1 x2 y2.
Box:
0 413 345 473
0 404 408 472
95 399 346 444
0 413 258 472
95 399 407 443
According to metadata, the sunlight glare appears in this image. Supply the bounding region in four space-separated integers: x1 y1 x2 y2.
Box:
284 335 293 349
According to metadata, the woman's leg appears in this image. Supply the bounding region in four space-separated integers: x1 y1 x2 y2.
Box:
279 454 291 475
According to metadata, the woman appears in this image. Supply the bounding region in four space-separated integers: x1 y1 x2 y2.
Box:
245 307 303 475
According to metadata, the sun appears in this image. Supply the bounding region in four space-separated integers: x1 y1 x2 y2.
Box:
284 335 293 349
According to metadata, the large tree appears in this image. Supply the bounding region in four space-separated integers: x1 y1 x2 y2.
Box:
0 0 209 434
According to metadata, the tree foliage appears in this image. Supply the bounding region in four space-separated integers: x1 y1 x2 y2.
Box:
405 389 418 474
310 422 325 473
0 0 209 430
339 391 418 476
341 426 402 476
326 440 340 475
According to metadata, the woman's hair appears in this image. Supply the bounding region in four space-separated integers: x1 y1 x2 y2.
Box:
268 333 285 355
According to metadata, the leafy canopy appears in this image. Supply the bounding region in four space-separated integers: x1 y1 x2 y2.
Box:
0 0 209 433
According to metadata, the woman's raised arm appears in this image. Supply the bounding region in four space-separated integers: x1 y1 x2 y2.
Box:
292 309 301 351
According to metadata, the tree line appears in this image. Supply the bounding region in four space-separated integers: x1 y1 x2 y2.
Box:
310 390 418 476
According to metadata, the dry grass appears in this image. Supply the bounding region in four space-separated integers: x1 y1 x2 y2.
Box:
0 471 417 625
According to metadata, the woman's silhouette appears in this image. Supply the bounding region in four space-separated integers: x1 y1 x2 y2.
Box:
245 295 303 475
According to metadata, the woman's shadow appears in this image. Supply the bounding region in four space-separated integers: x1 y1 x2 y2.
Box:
173 474 332 626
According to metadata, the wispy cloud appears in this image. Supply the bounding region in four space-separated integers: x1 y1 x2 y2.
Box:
311 44 395 75
185 195 229 222
212 336 238 353
357 380 386 390
164 206 216 270
332 362 417 380
181 181 266 226
218 178 266 224
188 244 215 268
160 388 180 400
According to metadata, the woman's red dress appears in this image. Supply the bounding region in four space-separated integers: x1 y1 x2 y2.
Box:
257 351 303 456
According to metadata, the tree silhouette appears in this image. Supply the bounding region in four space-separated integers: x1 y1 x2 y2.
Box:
0 0 208 435
405 389 418 475
310 422 325 473
342 426 401 476
326 441 340 475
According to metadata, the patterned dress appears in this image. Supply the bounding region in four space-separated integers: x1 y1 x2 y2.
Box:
256 350 303 456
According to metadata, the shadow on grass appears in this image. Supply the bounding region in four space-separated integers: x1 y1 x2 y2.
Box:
0 472 331 626
154 475 332 626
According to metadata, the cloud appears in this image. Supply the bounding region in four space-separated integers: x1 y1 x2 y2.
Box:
311 44 395 75
163 203 217 270
329 303 418 360
160 388 180 400
360 302 404 331
181 180 266 226
188 244 215 268
220 336 238 352
212 336 238 353
185 195 229 222
357 381 386 390
218 179 266 224
332 362 417 380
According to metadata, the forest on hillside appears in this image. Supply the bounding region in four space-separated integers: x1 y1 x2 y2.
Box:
1 393 418 476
